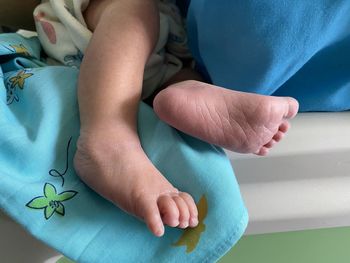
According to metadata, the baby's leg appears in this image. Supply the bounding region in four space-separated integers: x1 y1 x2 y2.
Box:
154 81 299 155
74 0 198 237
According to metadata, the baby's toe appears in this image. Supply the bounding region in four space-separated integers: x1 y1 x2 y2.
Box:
264 139 277 149
172 195 190 228
273 130 285 142
256 146 269 156
284 97 299 119
158 195 179 227
279 121 290 133
179 192 198 227
141 200 164 237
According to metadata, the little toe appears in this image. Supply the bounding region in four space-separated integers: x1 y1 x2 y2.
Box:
158 195 180 227
173 195 190 228
256 146 269 156
284 97 299 119
179 192 198 227
273 131 285 142
264 139 277 149
141 200 164 237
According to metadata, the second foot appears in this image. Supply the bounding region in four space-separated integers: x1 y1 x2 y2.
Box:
153 80 299 155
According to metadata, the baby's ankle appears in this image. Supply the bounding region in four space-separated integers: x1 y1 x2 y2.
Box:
78 126 142 154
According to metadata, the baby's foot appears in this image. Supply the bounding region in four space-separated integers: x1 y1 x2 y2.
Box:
153 80 299 155
74 131 198 237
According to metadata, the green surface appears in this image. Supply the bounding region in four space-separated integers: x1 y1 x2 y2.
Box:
219 226 350 263
57 256 75 263
57 227 350 263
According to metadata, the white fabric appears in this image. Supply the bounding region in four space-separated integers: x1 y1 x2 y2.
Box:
227 112 350 235
34 0 191 98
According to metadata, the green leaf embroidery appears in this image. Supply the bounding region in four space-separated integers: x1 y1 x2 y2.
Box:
44 183 57 199
56 191 77 202
26 183 77 220
56 203 65 216
26 196 49 209
45 204 55 219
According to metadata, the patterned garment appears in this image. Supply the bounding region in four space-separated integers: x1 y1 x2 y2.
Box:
34 0 192 99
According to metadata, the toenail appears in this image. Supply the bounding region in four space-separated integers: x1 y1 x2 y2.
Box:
155 227 164 237
190 217 198 226
172 219 179 226
180 222 189 228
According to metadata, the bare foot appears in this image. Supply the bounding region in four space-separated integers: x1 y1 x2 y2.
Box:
153 80 299 155
73 130 199 237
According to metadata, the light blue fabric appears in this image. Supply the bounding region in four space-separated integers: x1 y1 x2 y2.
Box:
0 33 248 262
187 0 350 112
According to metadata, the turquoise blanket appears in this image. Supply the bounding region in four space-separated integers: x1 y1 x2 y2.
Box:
0 33 248 262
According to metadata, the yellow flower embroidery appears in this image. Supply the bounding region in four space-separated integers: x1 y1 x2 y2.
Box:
173 195 208 253
9 70 33 89
10 44 30 56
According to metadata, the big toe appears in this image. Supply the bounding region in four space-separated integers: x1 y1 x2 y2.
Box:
284 97 299 119
138 198 164 237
